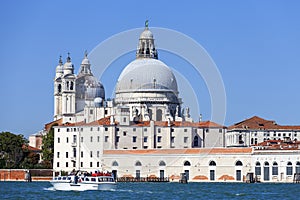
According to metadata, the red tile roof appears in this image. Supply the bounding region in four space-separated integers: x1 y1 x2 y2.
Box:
44 118 63 131
254 139 300 150
228 116 300 131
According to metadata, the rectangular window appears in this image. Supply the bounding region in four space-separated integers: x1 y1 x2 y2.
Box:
206 129 209 133
158 128 161 133
73 162 76 167
66 152 68 158
272 166 278 175
105 136 109 142
58 137 60 143
90 136 93 142
144 137 148 143
133 128 136 132
57 162 59 167
171 136 175 143
90 109 93 115
97 136 100 142
97 162 100 168
105 127 108 131
57 152 60 158
90 127 93 131
143 146 148 149
287 166 293 176
255 166 261 175
184 129 187 132
58 128 60 132
123 131 127 136
81 162 83 168
73 148 76 158
105 110 108 115
90 162 93 167
66 137 69 143
123 117 126 122
236 170 241 181
133 136 137 143
210 170 215 181
97 127 100 131
81 137 83 143
66 162 68 168
81 151 83 158
116 136 120 143
136 170 141 179
184 137 188 143
157 136 162 143
144 128 147 132
97 151 100 158
219 129 223 133
73 135 77 143
90 151 93 158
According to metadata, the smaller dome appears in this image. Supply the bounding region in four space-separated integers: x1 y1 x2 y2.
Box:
55 56 63 77
81 58 90 65
81 51 90 65
64 61 73 69
140 29 153 39
56 64 63 74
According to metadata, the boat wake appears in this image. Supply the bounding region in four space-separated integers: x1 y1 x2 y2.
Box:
44 187 55 191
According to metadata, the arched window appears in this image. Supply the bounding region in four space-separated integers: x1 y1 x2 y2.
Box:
112 161 118 166
255 162 261 175
287 161 293 175
264 162 270 181
58 84 61 93
159 160 166 166
238 135 244 144
272 162 278 175
135 161 142 166
156 109 162 121
209 161 216 166
235 161 243 166
70 81 74 90
148 109 152 120
296 161 300 174
184 161 191 166
193 136 199 147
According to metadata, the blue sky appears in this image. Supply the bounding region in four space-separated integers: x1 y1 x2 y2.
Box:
1 0 300 138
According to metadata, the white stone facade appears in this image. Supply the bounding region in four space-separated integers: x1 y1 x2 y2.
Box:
49 24 300 183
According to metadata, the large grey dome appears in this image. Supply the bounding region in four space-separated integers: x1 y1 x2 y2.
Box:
116 58 178 93
76 75 105 100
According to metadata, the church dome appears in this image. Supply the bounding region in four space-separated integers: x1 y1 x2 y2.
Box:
76 75 105 100
116 58 178 93
140 29 153 39
75 52 105 112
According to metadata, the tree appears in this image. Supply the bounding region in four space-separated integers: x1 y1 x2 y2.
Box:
41 124 57 168
0 132 28 168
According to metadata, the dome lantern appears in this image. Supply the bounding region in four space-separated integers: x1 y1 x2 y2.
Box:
136 20 158 59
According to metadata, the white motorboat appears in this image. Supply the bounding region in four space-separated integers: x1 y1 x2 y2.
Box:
50 171 116 191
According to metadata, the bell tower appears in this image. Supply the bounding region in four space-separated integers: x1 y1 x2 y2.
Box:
54 56 63 120
61 53 76 123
